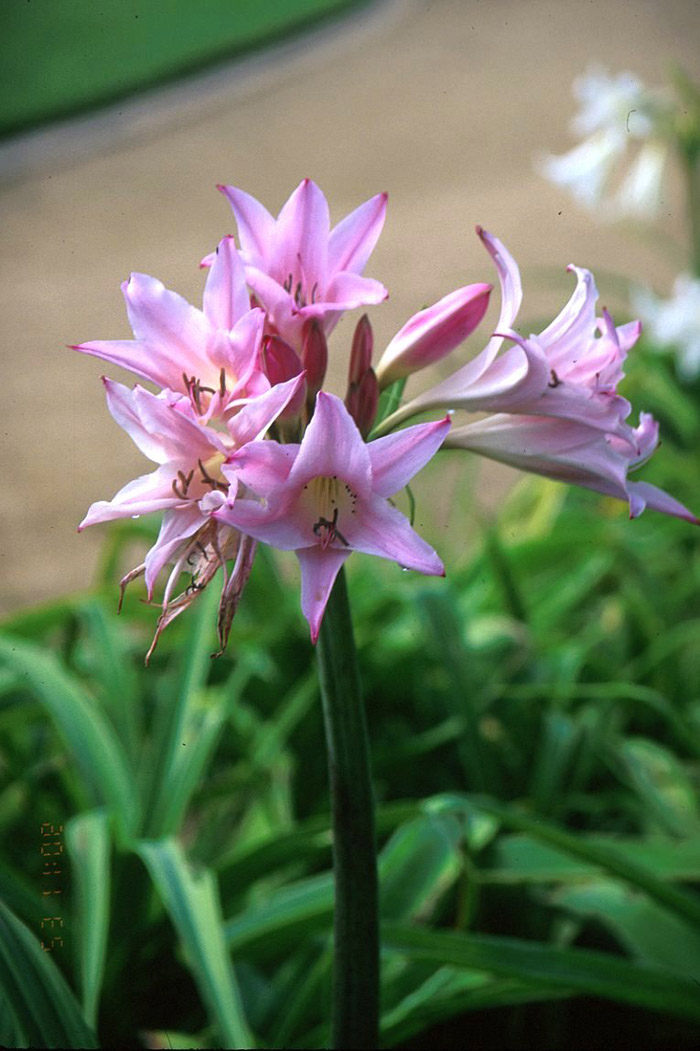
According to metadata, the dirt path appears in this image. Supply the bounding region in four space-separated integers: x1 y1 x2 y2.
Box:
2 0 699 612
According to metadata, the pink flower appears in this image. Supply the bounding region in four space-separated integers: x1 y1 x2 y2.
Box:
445 411 698 522
211 391 450 641
384 228 638 436
374 282 492 388
74 237 268 422
79 375 304 601
216 179 388 349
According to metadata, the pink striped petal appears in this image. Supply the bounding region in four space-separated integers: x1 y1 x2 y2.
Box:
217 183 277 263
289 391 372 497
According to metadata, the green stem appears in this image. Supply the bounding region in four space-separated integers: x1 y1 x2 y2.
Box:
317 567 379 1050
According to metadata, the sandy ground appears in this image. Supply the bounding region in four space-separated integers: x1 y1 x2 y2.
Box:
2 0 700 613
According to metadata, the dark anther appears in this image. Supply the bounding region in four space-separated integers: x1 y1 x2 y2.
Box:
171 468 194 500
198 459 227 492
283 273 293 293
310 281 318 304
294 281 304 308
548 369 561 388
219 367 226 397
312 507 349 548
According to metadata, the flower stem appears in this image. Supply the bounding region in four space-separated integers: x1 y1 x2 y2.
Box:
317 566 379 1050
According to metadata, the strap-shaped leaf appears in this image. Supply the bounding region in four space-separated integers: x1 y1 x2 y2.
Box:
0 635 139 840
0 898 98 1048
137 838 253 1049
65 809 111 1029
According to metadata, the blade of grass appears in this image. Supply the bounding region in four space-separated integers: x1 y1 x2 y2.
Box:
0 898 98 1049
137 838 254 1050
382 923 700 1023
0 635 138 841
65 809 111 1029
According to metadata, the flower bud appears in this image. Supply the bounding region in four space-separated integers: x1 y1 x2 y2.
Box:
375 283 492 389
301 319 328 397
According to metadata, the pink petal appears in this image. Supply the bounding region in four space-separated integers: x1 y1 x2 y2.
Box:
351 495 445 576
217 184 277 264
297 546 352 642
327 192 388 275
324 271 389 310
226 375 306 447
214 494 308 550
123 273 210 366
203 236 251 330
539 265 598 369
72 338 179 391
79 465 180 529
368 416 451 497
626 481 699 523
144 505 205 596
223 440 299 495
376 283 491 386
208 309 266 393
289 392 372 497
275 178 330 288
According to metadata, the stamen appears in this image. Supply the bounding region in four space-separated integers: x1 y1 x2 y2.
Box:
548 369 561 388
198 458 227 491
171 468 194 500
219 367 226 397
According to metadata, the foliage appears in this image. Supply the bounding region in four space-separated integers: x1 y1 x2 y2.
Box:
1 356 700 1047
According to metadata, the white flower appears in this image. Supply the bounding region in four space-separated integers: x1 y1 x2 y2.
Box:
632 274 700 379
538 66 668 220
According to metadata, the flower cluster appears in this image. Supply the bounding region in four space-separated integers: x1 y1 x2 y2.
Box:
76 179 695 656
632 274 700 380
538 66 670 219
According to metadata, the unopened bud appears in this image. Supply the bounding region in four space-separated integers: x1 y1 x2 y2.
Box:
301 320 328 397
261 335 306 419
355 368 379 438
349 314 374 386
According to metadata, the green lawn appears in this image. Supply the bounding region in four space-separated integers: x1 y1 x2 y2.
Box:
1 0 369 139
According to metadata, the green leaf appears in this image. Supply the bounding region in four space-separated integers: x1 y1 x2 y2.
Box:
470 797 700 929
65 809 111 1028
613 736 699 836
373 376 408 431
552 878 700 974
382 922 700 1022
379 813 463 921
143 585 227 838
0 635 138 841
136 838 254 1049
0 897 98 1049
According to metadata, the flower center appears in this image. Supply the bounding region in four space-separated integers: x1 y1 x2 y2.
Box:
182 367 232 415
300 475 358 549
171 452 227 501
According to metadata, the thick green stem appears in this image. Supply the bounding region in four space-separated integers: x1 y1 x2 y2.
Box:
317 567 379 1050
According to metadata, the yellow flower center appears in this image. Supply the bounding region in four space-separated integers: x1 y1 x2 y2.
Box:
300 475 358 549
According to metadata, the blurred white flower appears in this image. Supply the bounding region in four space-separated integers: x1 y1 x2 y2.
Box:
633 274 700 379
539 66 668 220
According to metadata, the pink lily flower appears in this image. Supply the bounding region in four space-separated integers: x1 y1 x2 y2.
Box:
374 282 492 388
445 411 698 523
74 237 268 422
79 374 305 600
216 178 389 349
211 391 450 642
381 228 638 439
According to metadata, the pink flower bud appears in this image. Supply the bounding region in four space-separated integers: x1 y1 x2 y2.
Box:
301 319 328 396
349 314 374 385
375 283 492 389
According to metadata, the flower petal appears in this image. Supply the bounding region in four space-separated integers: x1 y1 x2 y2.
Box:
275 178 330 288
123 273 210 368
351 495 444 575
203 235 251 330
368 416 451 497
327 192 388 275
144 504 205 596
290 392 372 497
324 271 389 310
227 375 306 447
79 465 180 528
218 183 277 263
297 546 352 643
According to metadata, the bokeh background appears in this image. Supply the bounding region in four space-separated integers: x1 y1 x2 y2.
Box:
2 0 700 612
